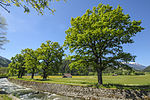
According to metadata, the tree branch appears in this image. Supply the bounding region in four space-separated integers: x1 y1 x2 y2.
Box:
0 2 10 13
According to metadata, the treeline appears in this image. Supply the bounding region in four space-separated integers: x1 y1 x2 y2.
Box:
103 67 146 76
59 60 94 76
57 59 140 76
8 40 64 80
0 56 11 67
8 39 145 80
143 66 150 72
8 39 141 79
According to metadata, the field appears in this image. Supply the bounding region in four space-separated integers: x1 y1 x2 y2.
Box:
11 74 150 90
10 74 150 90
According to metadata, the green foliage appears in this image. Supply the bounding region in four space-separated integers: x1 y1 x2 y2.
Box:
8 54 25 78
1 0 66 14
59 59 93 76
22 48 39 79
143 66 150 72
0 94 12 100
64 4 144 84
0 56 11 67
59 59 71 74
8 40 64 79
0 67 9 74
0 67 9 77
37 40 64 79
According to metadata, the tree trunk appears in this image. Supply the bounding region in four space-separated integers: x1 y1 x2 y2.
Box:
20 68 25 78
20 72 23 78
43 73 47 80
31 69 35 79
97 68 103 85
18 71 21 78
43 69 47 80
18 74 20 78
31 72 34 79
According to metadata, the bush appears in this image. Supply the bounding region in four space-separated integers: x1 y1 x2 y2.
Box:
0 73 8 78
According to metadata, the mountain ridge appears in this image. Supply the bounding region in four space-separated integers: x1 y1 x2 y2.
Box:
123 62 146 70
0 56 11 67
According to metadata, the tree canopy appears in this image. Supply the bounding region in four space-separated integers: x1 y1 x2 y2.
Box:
22 48 39 79
8 54 25 78
8 40 64 80
0 0 66 14
37 40 64 79
64 4 144 84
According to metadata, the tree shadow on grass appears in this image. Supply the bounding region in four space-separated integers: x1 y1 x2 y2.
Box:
88 84 150 91
34 79 52 81
80 82 90 84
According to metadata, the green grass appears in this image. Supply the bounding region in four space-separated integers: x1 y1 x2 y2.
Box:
0 94 12 100
10 74 150 91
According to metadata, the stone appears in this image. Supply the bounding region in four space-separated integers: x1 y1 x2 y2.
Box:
8 78 149 100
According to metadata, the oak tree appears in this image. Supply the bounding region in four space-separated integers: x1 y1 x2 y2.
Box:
64 4 144 85
37 40 64 80
22 48 39 79
8 54 25 78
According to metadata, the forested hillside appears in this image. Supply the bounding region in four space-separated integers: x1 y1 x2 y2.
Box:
0 56 11 67
143 66 150 72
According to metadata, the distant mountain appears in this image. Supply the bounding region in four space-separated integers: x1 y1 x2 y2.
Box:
123 62 146 70
143 66 150 72
0 56 11 67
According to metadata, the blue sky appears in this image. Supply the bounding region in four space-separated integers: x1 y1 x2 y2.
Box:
0 0 149 66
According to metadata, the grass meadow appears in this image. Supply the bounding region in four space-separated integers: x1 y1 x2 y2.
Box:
10 74 150 91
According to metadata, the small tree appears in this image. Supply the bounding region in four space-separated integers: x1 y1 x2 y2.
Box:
8 54 25 78
37 40 64 80
22 48 39 79
8 59 16 76
64 4 144 85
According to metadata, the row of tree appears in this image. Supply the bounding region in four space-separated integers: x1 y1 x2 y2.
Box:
9 4 143 85
8 40 64 80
